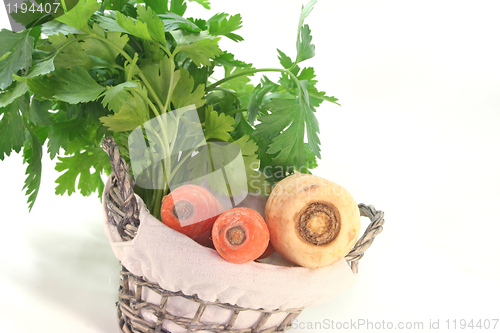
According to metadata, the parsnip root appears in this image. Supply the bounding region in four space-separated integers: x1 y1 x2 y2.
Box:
265 173 360 268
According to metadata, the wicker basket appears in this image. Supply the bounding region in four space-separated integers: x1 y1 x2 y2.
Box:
102 137 385 333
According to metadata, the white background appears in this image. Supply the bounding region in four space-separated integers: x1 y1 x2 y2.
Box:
1 1 499 332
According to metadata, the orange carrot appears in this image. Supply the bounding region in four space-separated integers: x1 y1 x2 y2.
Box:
212 207 270 264
235 193 273 259
161 184 224 248
258 242 275 260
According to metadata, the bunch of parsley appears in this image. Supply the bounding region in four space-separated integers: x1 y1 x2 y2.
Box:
0 0 338 219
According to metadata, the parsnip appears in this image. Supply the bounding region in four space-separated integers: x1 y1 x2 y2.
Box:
265 173 360 268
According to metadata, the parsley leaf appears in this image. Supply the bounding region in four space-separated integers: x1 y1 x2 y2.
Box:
159 13 202 32
208 13 243 42
298 80 321 158
0 101 26 160
296 24 315 64
254 94 319 170
277 49 296 73
55 0 101 32
144 0 169 15
247 79 275 125
219 67 254 94
116 10 153 41
54 147 111 197
100 86 149 132
28 99 54 127
139 56 174 105
27 66 106 104
37 33 93 70
41 20 84 36
232 114 254 138
298 0 317 33
136 5 167 45
186 141 247 197
81 24 130 64
203 106 234 141
171 67 206 109
0 29 34 89
22 127 43 211
188 0 210 10
113 4 169 44
44 101 107 160
104 0 131 12
93 12 128 33
186 134 264 196
0 81 28 108
19 50 56 79
113 4 167 45
233 135 268 194
174 37 222 67
47 117 86 159
296 66 339 107
169 0 187 16
214 51 251 68
101 82 138 113
294 0 317 64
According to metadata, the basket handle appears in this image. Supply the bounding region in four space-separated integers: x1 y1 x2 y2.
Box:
345 204 385 273
102 137 140 241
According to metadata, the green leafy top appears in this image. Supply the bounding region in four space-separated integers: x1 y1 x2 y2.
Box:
0 0 338 217
0 29 34 89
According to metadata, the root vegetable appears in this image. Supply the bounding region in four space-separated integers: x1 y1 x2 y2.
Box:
236 193 274 259
212 207 270 263
161 184 224 247
265 173 360 268
258 242 275 259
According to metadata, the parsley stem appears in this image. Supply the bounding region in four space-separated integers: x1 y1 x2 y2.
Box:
87 32 166 111
137 92 173 196
211 87 242 109
87 32 175 204
168 141 204 183
136 84 162 119
126 53 139 82
163 57 176 113
157 42 173 59
224 108 247 116
138 72 165 111
288 72 304 99
206 68 286 92
125 36 144 56
132 73 172 196
152 188 163 220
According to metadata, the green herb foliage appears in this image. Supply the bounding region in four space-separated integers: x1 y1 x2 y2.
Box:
0 0 338 217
